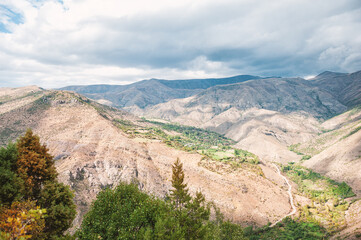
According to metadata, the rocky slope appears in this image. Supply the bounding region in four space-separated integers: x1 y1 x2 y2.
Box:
301 107 361 195
60 75 260 109
0 86 293 230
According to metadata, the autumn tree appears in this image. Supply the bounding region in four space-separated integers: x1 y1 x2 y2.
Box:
0 200 46 240
16 129 57 200
0 130 76 239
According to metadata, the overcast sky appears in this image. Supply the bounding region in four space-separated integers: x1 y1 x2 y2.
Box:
0 0 360 88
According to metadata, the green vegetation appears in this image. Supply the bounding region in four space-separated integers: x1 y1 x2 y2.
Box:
288 143 304 155
145 120 235 148
0 129 76 239
245 217 328 240
113 118 260 171
77 159 247 240
282 162 355 232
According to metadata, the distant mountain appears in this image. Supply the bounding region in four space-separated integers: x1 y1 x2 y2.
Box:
140 70 360 163
60 75 261 108
312 70 361 107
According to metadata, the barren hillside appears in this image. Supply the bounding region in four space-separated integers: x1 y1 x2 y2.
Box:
0 86 293 230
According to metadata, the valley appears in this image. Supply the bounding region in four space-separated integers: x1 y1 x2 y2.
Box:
1 69 360 239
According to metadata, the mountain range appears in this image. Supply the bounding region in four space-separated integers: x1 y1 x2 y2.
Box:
1 69 361 238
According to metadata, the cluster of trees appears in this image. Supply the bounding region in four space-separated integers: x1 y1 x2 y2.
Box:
245 217 328 239
0 129 76 239
77 158 246 240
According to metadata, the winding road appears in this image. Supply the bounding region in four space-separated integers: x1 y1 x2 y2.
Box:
270 163 297 227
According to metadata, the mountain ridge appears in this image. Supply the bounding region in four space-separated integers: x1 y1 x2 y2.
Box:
59 74 261 108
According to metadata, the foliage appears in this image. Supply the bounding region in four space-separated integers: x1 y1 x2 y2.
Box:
170 158 191 209
245 217 328 240
169 159 210 239
77 182 170 240
282 163 355 232
145 120 235 148
0 130 76 239
77 159 247 240
282 163 355 200
38 181 77 239
0 200 46 240
114 118 260 171
16 129 57 199
0 143 24 206
288 143 304 155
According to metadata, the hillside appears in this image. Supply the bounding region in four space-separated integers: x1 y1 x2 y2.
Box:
60 75 260 109
139 76 351 163
312 70 361 108
0 86 293 230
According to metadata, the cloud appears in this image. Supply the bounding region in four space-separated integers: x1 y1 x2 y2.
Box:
0 0 360 88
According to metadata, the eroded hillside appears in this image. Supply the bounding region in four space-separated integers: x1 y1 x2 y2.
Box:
0 86 293 230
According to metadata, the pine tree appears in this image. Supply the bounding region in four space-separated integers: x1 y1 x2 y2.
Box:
170 158 191 210
169 158 210 240
16 129 57 199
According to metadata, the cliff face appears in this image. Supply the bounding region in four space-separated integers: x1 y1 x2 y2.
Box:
0 87 291 230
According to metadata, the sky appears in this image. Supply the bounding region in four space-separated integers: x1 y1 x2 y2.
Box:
0 0 360 88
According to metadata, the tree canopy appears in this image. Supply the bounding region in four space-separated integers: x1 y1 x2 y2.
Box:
0 129 76 239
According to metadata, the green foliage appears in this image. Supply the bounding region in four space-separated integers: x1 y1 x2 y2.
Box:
282 163 355 232
0 143 24 205
38 181 77 239
77 159 247 240
282 163 355 200
170 158 191 209
288 143 304 155
145 120 235 148
169 159 211 239
77 182 170 240
301 155 312 161
121 119 260 167
246 217 328 240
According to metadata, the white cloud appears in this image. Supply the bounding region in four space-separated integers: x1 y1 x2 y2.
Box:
0 0 360 88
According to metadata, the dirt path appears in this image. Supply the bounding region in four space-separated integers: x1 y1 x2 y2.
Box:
270 163 297 227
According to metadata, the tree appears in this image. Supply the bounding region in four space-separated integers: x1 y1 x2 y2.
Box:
16 129 57 200
170 158 191 210
0 129 76 239
38 181 76 239
77 182 169 240
0 143 24 206
0 200 46 239
169 158 210 240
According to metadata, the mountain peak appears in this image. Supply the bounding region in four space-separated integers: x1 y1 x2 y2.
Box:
315 71 346 79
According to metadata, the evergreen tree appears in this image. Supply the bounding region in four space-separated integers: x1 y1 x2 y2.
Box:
38 181 76 239
0 143 24 205
169 158 210 240
16 129 57 199
170 158 191 210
